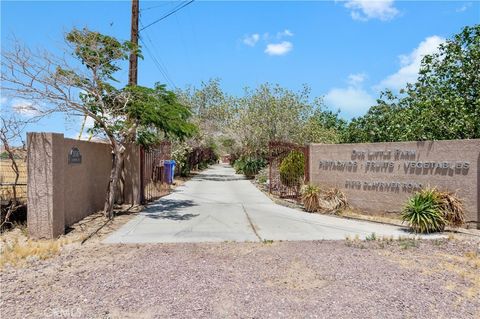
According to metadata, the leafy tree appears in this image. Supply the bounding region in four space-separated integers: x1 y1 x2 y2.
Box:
177 80 345 158
300 107 346 144
400 24 480 140
1 28 195 217
234 84 317 156
344 24 480 143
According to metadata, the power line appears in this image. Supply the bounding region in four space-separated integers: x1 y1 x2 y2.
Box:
139 0 195 32
139 35 176 88
141 2 174 12
139 16 177 88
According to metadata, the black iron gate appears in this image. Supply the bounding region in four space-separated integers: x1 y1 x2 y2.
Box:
268 141 309 201
140 141 172 203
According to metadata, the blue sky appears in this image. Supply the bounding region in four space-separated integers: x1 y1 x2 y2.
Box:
1 0 479 140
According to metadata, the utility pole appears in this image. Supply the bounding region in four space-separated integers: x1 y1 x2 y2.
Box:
128 0 139 86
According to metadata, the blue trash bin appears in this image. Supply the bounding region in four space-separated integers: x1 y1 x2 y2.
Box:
164 160 176 184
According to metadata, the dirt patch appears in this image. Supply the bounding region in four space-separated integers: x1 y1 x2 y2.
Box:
3 238 479 318
0 205 141 269
266 260 329 290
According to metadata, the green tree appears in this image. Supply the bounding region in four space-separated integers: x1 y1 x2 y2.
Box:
1 28 195 217
401 24 480 140
344 24 480 143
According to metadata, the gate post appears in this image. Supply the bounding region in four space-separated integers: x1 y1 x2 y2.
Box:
304 144 310 184
27 133 65 239
268 141 272 194
140 147 145 204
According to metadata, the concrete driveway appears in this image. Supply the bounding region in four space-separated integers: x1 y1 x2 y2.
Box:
105 164 440 243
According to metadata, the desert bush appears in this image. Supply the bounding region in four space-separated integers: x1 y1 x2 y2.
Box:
301 184 321 212
402 188 446 233
279 150 305 187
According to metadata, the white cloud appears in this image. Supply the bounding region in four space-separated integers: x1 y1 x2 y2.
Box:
347 73 367 87
277 29 294 38
325 87 375 118
342 0 399 21
243 33 260 47
376 35 445 91
456 2 472 12
324 73 375 118
264 41 293 56
11 99 42 117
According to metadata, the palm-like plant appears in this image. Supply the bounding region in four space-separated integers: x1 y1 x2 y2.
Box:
402 188 446 233
301 184 321 213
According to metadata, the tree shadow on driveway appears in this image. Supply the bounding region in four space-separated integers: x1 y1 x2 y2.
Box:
142 199 199 221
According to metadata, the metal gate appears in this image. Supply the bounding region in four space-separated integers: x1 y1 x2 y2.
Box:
268 141 309 201
140 141 172 203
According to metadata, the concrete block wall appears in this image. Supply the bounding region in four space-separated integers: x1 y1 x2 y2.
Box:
308 139 480 228
27 133 141 239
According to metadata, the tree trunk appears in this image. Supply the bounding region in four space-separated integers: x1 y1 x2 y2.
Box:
104 143 125 219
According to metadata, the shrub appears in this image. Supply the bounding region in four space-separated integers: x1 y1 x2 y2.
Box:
233 158 246 174
243 158 266 178
301 184 321 212
402 188 465 233
402 188 446 233
234 157 266 178
279 150 305 187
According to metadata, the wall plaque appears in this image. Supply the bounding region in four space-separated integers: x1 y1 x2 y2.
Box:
68 147 82 164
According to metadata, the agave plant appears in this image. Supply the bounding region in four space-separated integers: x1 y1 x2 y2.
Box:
301 184 321 213
402 188 446 233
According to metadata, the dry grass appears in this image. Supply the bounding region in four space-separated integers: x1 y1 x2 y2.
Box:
379 240 480 302
0 159 27 203
0 229 76 269
0 205 141 270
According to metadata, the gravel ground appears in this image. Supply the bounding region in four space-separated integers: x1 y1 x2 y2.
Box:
1 236 479 319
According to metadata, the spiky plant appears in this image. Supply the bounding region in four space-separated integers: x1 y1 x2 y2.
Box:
437 190 465 227
402 188 446 233
322 188 348 213
301 184 321 213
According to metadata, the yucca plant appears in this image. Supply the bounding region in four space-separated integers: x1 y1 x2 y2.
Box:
242 158 267 178
402 188 446 233
301 184 321 212
321 188 348 213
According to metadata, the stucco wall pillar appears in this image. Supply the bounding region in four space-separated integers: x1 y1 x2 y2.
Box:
123 144 142 205
27 133 65 239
